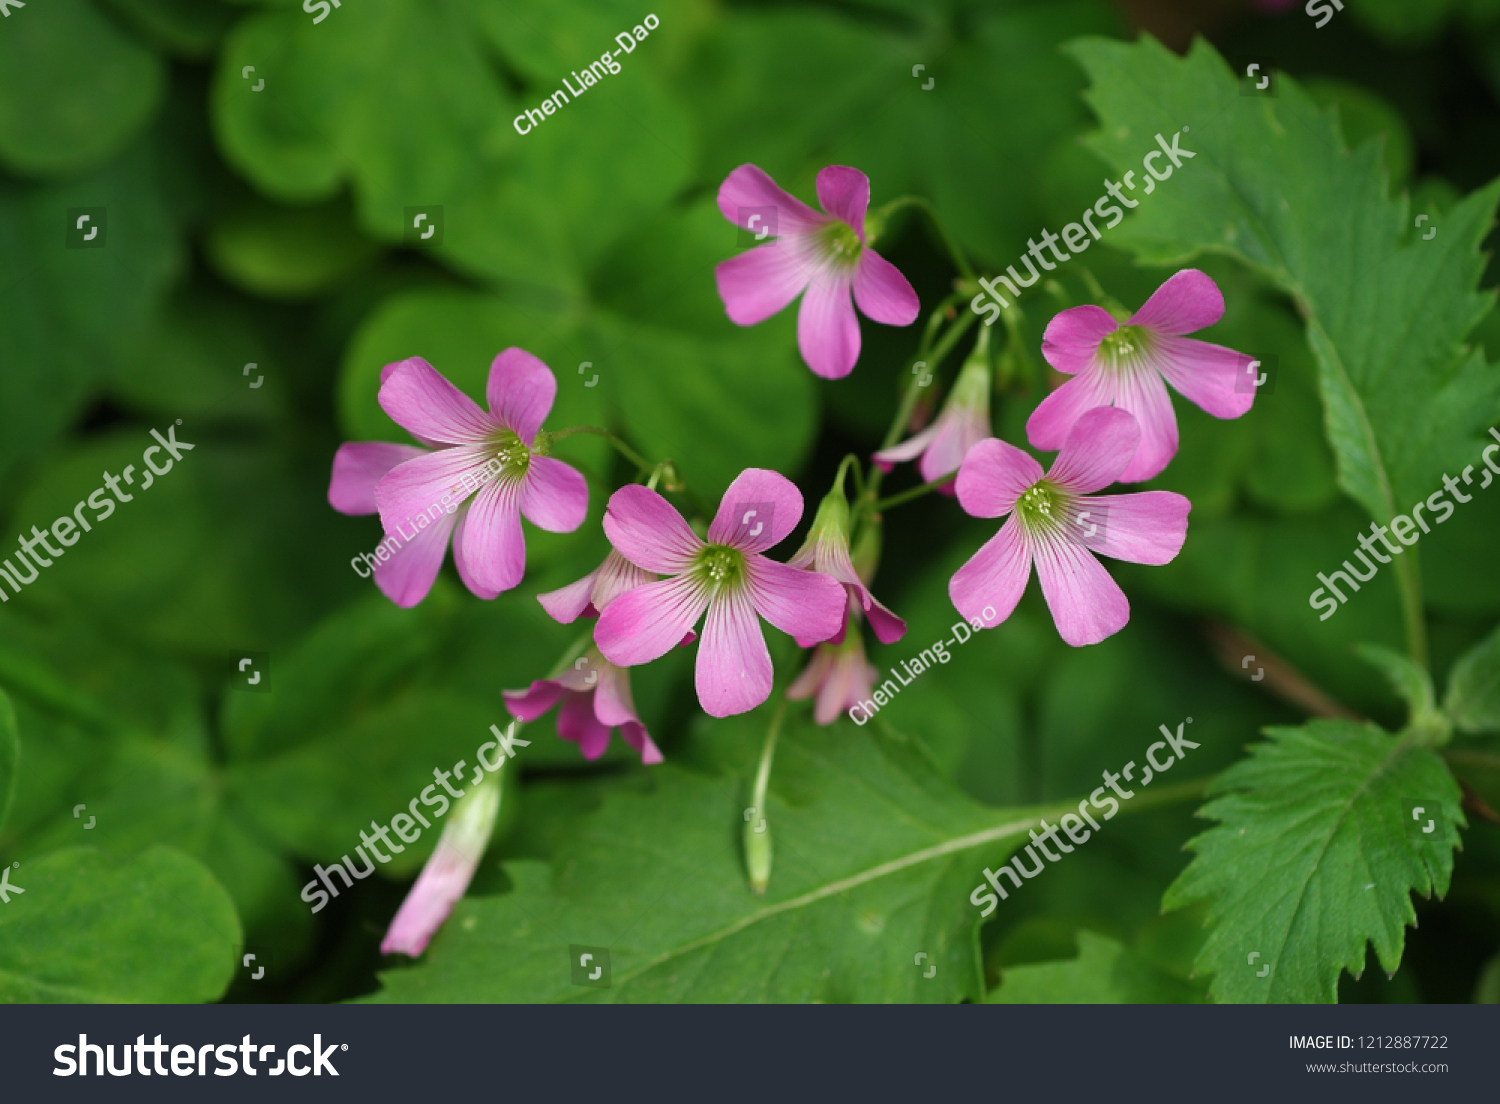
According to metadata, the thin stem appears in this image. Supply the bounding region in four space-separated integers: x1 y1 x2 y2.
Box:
870 474 954 513
870 196 975 282
551 425 655 475
1394 548 1429 669
878 307 978 454
745 696 786 896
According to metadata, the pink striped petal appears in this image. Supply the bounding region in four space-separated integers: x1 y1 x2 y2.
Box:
864 595 907 645
378 358 495 446
329 442 427 515
696 588 773 718
1047 406 1141 494
619 721 664 765
716 163 829 237
818 652 877 726
558 691 612 759
537 568 600 623
714 241 819 326
455 478 526 597
591 549 654 612
1040 305 1118 376
815 165 870 241
596 575 710 667
853 249 919 325
872 421 941 473
592 661 640 728
520 456 588 533
374 446 487 539
918 406 990 486
1031 534 1130 647
503 679 567 721
746 556 846 645
372 507 458 609
949 516 1032 629
1152 335 1257 420
380 785 498 958
797 271 861 380
485 348 557 445
1080 491 1190 565
1127 269 1224 335
709 468 804 552
955 438 1044 519
1025 367 1112 453
603 485 703 574
1113 366 1179 483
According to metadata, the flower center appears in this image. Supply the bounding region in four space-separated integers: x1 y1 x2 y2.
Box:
694 544 745 592
1015 480 1069 534
821 221 863 267
489 429 532 479
1098 325 1150 371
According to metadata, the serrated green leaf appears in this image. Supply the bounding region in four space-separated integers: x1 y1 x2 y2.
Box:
1164 720 1464 1003
1442 621 1500 734
988 930 1206 1003
0 845 239 1003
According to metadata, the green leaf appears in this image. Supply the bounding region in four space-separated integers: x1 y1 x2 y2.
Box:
0 0 166 178
988 930 1206 1003
0 689 17 835
1068 37 1500 574
1163 720 1465 1003
97 0 241 60
1354 642 1440 729
368 716 1075 1003
204 192 381 300
0 845 239 1002
1442 622 1500 734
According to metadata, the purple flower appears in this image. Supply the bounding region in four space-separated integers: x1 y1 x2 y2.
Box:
1026 270 1257 483
714 164 920 380
950 407 1191 647
873 353 991 491
595 469 846 718
788 630 879 726
328 349 588 607
504 646 663 764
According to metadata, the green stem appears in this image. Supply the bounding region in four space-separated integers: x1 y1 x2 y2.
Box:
870 474 954 512
745 696 786 896
878 307 978 454
551 425 655 475
870 196 974 282
1394 548 1428 670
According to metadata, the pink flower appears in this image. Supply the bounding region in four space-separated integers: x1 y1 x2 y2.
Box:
714 164 920 380
950 407 1191 647
504 646 663 764
1026 270 1256 483
788 629 879 726
873 353 991 490
595 469 847 718
537 549 654 624
787 485 905 645
328 349 588 607
381 778 501 958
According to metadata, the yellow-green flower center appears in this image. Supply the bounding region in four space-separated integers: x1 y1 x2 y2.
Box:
1099 325 1151 371
695 544 745 591
1016 480 1068 534
822 221 863 267
490 429 532 478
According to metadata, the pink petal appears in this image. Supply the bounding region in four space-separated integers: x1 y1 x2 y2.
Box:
596 575 710 667
603 485 703 574
591 549 654 613
454 478 526 598
619 721 664 765
818 652 877 726
1127 269 1224 336
1031 532 1130 647
853 249 919 326
485 347 557 445
1080 491 1190 565
1046 406 1141 494
558 691 612 759
520 456 588 533
696 588 773 718
955 438 1044 519
1113 366 1179 483
374 445 487 539
1025 367 1113 453
787 648 832 701
378 358 495 447
714 242 819 326
716 163 829 238
1152 335 1257 420
918 406 990 486
1040 305 1118 376
708 468 804 552
949 516 1032 629
872 421 941 473
371 506 458 609
380 790 497 958
503 679 567 721
815 165 871 240
329 442 427 516
592 662 640 728
797 271 861 380
746 556 846 646
864 596 907 645
537 567 600 623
